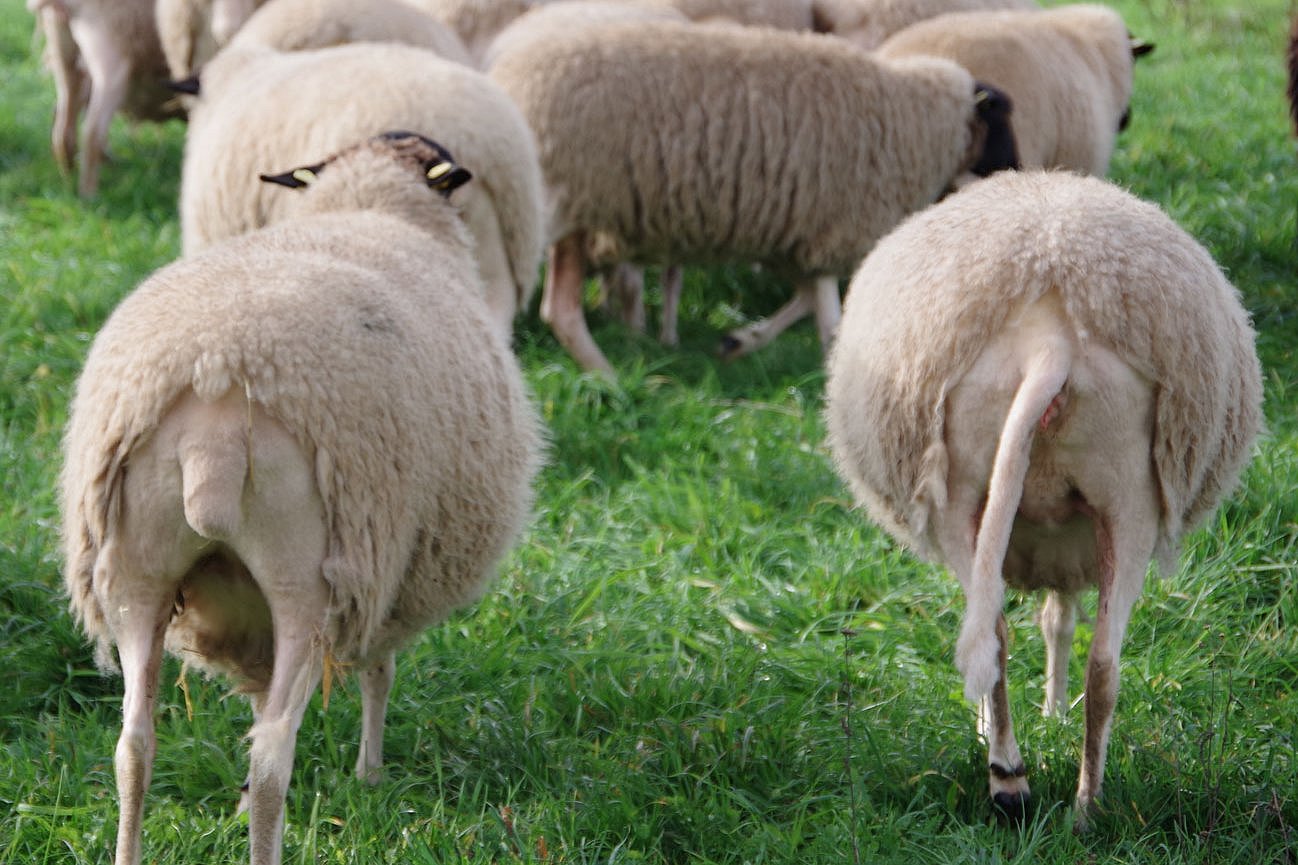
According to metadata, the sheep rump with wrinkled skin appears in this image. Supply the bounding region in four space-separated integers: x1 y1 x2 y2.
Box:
181 40 544 332
825 170 1261 827
62 135 544 865
877 3 1142 175
489 19 1018 372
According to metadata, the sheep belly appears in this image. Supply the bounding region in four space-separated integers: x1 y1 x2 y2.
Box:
939 296 1158 595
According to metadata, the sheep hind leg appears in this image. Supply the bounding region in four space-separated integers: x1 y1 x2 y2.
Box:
979 614 1030 819
718 276 838 360
38 4 82 173
659 265 682 347
104 572 175 865
1040 591 1078 717
68 18 129 197
541 234 613 375
1073 508 1154 831
355 651 396 784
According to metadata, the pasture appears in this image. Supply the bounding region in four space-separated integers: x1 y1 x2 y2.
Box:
1 0 1295 862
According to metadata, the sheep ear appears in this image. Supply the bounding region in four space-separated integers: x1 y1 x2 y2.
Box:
166 75 200 96
1130 36 1155 58
259 164 325 190
425 160 472 197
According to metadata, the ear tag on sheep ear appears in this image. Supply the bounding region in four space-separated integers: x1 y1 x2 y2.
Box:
258 163 325 190
425 160 472 198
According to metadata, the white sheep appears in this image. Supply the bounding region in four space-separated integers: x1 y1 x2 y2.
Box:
61 132 544 865
824 170 1262 826
226 0 472 65
181 40 544 332
405 0 531 63
811 0 1037 50
487 19 1020 372
29 0 180 197
480 0 688 70
877 4 1153 177
154 0 266 78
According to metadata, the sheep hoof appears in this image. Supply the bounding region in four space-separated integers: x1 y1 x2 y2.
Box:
717 333 745 360
992 789 1030 823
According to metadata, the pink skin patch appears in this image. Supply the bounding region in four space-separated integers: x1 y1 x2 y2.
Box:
1038 392 1067 432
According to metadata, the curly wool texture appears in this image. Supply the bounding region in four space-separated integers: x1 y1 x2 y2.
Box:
825 171 1262 569
811 0 1036 50
182 41 543 327
62 143 544 673
878 3 1136 175
228 0 472 64
489 21 988 277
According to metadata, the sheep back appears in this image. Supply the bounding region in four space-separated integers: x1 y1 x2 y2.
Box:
182 42 543 323
63 205 542 668
877 3 1136 175
228 0 472 64
489 21 989 278
811 0 1037 51
825 171 1262 566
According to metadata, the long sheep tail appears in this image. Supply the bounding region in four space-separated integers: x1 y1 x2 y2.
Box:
955 337 1072 703
180 422 249 543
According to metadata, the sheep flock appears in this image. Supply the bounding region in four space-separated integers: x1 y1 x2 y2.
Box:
21 0 1286 860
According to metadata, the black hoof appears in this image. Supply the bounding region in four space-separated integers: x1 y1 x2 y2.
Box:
992 790 1029 823
717 334 743 360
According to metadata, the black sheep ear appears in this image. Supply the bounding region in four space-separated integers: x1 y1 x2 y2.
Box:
166 75 200 95
424 160 472 197
259 163 325 190
1130 36 1155 58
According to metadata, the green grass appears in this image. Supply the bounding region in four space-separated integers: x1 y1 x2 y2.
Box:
2 0 1296 861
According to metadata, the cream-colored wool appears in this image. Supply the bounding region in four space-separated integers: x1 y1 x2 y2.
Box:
228 0 472 65
878 4 1139 175
661 0 813 29
29 0 179 197
489 20 1016 370
182 41 544 331
62 135 543 865
811 0 1036 50
482 1 689 71
825 170 1261 825
406 0 530 62
155 0 266 77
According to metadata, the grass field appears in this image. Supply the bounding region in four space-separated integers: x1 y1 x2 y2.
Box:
2 0 1296 862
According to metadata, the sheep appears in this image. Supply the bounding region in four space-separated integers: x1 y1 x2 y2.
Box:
824 170 1263 827
405 0 531 63
61 131 545 865
480 0 689 70
487 19 1020 373
226 0 472 65
877 4 1154 177
181 40 544 332
810 0 1037 51
29 0 180 198
154 0 267 78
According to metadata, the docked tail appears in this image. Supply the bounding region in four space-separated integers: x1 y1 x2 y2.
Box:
180 426 249 542
955 340 1072 702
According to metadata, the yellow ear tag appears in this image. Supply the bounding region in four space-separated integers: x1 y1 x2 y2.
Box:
426 161 453 184
975 89 990 105
292 167 317 185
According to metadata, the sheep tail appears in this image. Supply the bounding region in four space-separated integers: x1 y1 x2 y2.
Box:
180 427 249 543
955 338 1073 703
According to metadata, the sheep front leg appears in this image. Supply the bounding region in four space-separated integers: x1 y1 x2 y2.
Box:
659 265 682 347
355 651 396 785
718 282 814 360
541 234 613 374
106 577 174 865
1040 591 1078 717
978 614 1030 818
1073 510 1153 830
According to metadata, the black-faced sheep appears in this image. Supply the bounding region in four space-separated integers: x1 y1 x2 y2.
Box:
824 170 1262 827
181 40 544 333
61 132 544 865
877 3 1153 176
488 20 1020 373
